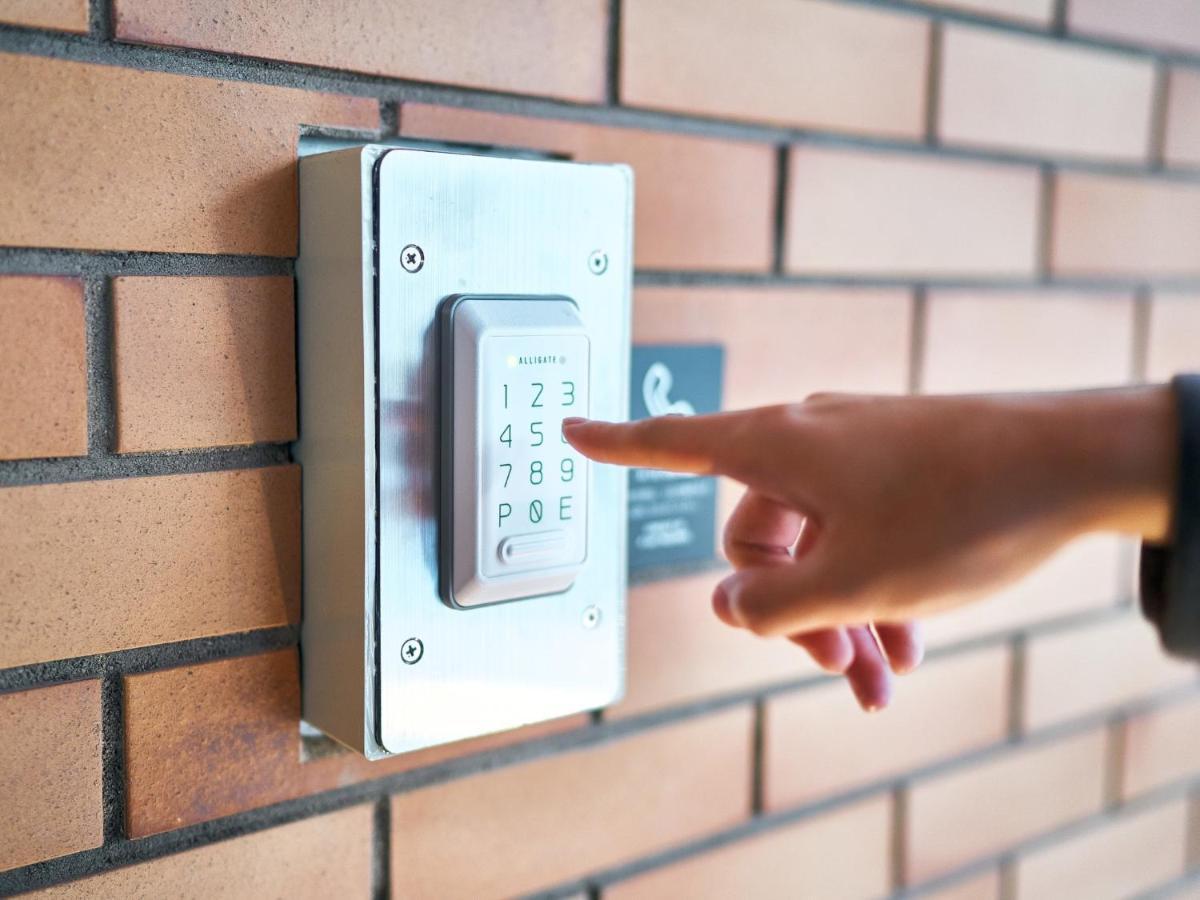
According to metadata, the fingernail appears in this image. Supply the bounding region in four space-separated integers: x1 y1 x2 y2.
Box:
561 417 588 429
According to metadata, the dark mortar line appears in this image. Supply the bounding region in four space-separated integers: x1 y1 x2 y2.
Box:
1006 633 1027 738
1186 788 1200 871
750 697 766 816
83 275 115 457
378 100 400 138
81 277 114 458
997 855 1018 900
87 0 113 41
0 442 291 488
0 626 298 695
907 287 927 395
633 271 1200 292
1034 164 1056 281
1051 0 1069 37
0 247 293 277
605 0 622 106
891 783 910 891
370 797 390 900
923 22 942 145
100 670 126 843
9 251 1200 292
1148 63 1171 171
1103 713 1129 810
770 145 790 276
1132 285 1153 384
3 26 1200 182
0 589 1135 703
297 123 387 142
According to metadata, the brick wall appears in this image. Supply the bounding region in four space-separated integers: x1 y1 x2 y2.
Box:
1 0 1200 896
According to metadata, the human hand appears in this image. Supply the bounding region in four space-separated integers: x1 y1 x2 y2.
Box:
563 388 1174 710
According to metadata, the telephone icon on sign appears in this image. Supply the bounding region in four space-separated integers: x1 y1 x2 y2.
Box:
642 361 696 417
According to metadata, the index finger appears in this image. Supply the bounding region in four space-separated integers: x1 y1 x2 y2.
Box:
562 411 761 479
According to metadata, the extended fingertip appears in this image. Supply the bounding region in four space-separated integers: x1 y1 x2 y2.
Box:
854 683 893 713
561 417 589 430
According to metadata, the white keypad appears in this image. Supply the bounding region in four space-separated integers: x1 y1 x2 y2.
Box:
442 296 591 607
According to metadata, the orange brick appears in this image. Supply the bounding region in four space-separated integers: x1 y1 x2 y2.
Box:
0 0 87 31
389 708 753 899
0 53 377 255
34 805 372 897
906 730 1106 881
1069 0 1200 55
1051 173 1200 277
939 26 1154 161
607 796 892 900
616 571 821 718
1014 800 1187 899
634 287 912 409
399 103 775 272
921 0 1051 25
1123 698 1200 798
1146 294 1200 382
112 276 296 452
1023 615 1196 731
0 276 87 460
115 0 606 102
0 467 299 668
785 147 1040 276
123 649 586 837
765 647 1009 808
621 0 927 138
1166 69 1200 169
918 870 1003 900
922 290 1135 392
923 535 1127 647
0 681 100 872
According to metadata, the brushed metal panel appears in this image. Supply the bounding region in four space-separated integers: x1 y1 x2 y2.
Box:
374 149 632 754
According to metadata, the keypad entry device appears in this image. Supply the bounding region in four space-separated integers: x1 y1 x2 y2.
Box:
296 144 631 758
441 296 590 607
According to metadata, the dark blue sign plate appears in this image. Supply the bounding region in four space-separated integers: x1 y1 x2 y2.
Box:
627 345 724 579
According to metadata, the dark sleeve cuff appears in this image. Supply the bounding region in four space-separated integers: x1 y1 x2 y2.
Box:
1140 374 1200 658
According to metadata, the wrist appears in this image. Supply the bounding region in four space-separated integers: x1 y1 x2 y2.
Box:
1022 386 1177 542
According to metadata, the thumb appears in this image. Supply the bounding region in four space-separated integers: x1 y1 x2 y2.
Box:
715 561 852 637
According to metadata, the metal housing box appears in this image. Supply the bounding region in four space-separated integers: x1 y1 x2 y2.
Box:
296 146 632 758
